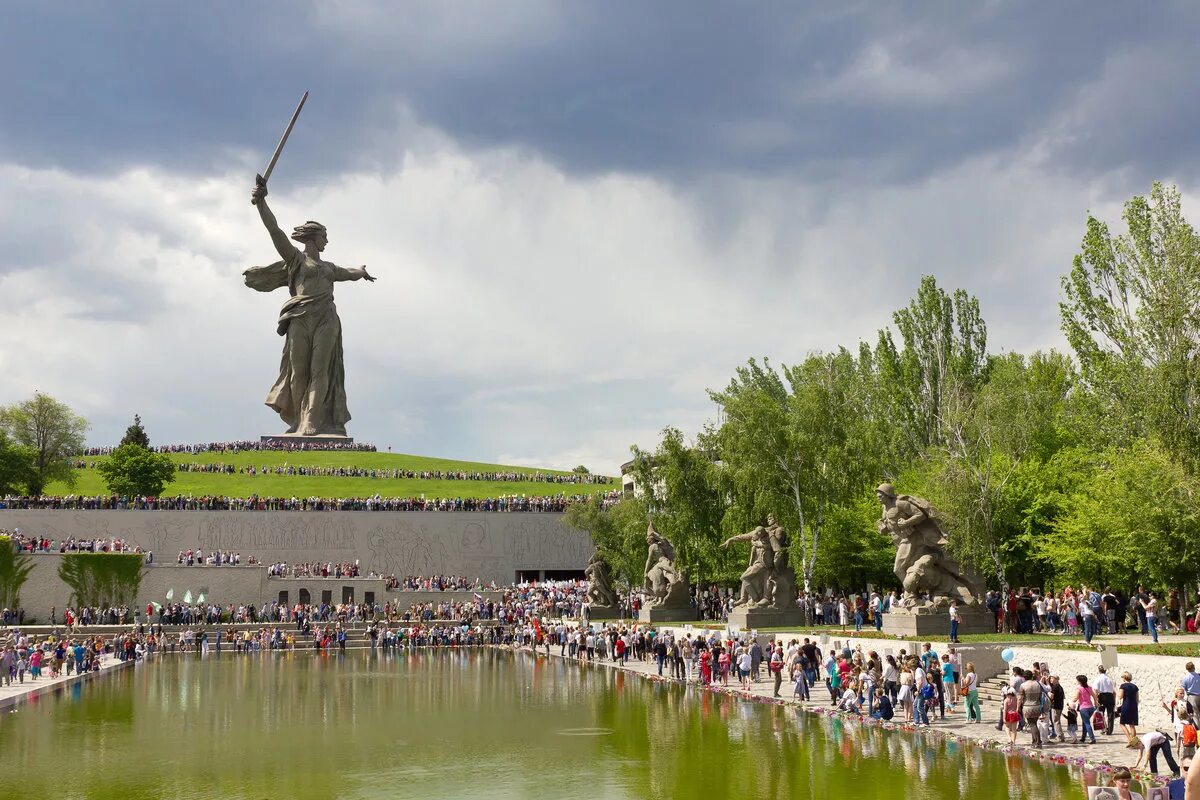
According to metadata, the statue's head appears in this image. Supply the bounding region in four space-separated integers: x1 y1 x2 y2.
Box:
291 221 328 252
766 513 776 525
875 482 896 502
646 522 659 543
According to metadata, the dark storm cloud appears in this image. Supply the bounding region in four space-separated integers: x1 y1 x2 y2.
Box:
5 3 1200 184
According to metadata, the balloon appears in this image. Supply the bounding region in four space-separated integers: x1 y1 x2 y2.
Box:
1001 648 1015 663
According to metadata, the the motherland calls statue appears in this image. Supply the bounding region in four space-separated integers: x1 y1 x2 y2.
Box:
876 483 982 609
241 93 375 439
721 513 796 610
245 181 375 437
642 523 689 608
584 552 618 608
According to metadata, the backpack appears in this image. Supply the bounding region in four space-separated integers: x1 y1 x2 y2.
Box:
1183 722 1197 747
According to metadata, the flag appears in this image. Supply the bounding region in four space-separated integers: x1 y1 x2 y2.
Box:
473 592 484 603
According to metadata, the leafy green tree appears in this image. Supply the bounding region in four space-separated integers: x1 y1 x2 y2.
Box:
58 553 144 607
119 414 151 449
711 349 883 592
924 351 1073 591
628 427 730 584
571 465 590 475
887 275 989 454
0 536 35 609
96 443 177 497
0 430 37 495
1061 182 1200 471
0 392 88 495
564 494 650 588
1043 441 1200 590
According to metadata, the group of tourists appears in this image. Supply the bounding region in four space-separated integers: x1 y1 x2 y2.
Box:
392 574 491 591
266 560 362 578
1 492 620 513
176 549 258 566
3 530 143 555
79 440 377 455
1 632 110 685
983 585 1195 642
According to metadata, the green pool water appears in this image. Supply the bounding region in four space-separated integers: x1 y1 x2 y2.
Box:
1 651 1093 799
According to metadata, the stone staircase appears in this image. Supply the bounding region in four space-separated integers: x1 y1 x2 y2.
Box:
976 673 1013 703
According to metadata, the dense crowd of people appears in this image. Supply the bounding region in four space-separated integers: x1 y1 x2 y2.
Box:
0 492 620 512
68 460 617 486
80 440 377 455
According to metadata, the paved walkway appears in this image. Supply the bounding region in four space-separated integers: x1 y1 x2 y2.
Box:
531 645 1178 788
0 655 130 710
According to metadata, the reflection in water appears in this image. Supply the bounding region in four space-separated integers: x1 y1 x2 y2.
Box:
0 650 1088 800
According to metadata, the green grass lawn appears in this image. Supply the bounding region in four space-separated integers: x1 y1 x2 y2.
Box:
51 451 620 500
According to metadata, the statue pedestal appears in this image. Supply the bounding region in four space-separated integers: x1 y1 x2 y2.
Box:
726 606 804 631
638 605 694 624
585 605 622 622
261 434 355 447
882 607 995 638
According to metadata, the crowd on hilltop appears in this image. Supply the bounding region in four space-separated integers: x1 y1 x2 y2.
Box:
80 440 377 455
70 460 616 486
0 491 621 512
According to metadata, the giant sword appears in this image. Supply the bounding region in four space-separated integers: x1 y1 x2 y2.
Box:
251 90 309 205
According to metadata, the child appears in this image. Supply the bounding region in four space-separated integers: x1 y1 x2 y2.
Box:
16 653 28 684
1065 705 1079 743
1178 710 1197 760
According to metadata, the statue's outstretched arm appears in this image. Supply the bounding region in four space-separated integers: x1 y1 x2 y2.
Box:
331 264 376 283
721 532 755 548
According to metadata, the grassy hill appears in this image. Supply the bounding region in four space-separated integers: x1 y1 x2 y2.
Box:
50 451 619 500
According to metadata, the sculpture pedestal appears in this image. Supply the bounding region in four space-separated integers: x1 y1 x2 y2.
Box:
585 605 622 622
726 606 804 631
882 608 995 638
638 605 694 624
261 434 355 447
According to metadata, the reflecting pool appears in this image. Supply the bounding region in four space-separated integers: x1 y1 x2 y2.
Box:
0 650 1094 799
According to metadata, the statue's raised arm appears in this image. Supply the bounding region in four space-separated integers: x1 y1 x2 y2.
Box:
250 181 301 264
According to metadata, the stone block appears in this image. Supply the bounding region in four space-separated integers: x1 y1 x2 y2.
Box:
638 605 695 624
726 606 805 631
883 608 995 638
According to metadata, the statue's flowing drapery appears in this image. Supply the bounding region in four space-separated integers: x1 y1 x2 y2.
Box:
243 253 350 435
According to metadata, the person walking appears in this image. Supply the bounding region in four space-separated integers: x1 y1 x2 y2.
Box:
1020 669 1046 748
1048 675 1065 740
962 662 981 723
1119 672 1141 748
770 645 784 698
1096 665 1117 735
1074 675 1099 745
1143 592 1161 644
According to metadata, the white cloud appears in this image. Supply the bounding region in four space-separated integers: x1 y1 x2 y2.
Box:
0 119 1185 474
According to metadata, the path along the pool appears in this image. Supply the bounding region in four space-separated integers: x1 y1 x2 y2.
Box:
0 654 129 710
528 631 1196 791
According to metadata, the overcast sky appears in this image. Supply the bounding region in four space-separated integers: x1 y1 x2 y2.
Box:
3 3 1200 474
